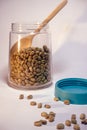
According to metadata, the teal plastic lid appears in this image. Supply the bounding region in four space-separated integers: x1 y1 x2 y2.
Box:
55 78 87 105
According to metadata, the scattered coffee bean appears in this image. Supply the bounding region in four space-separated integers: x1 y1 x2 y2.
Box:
56 123 65 129
19 94 24 99
41 112 48 118
64 100 70 105
30 101 37 106
44 104 51 109
54 97 59 101
73 124 80 130
80 113 86 120
71 114 76 119
48 116 54 122
71 119 77 124
34 121 42 127
65 120 71 126
37 103 42 108
49 111 56 117
27 95 33 99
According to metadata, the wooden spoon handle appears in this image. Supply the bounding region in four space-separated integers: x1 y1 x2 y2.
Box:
35 0 68 33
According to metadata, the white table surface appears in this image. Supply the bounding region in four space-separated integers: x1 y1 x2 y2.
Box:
0 0 87 130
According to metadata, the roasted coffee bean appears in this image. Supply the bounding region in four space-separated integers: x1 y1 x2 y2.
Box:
73 124 80 130
81 119 87 125
49 111 56 117
71 114 76 119
27 95 33 99
80 113 86 120
48 116 55 122
56 123 65 129
65 120 71 126
64 100 70 105
30 101 37 106
54 97 59 101
44 104 51 109
19 94 24 99
71 119 77 124
34 121 42 127
41 112 48 118
37 103 42 108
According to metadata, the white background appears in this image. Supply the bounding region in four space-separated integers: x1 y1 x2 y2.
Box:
0 0 87 130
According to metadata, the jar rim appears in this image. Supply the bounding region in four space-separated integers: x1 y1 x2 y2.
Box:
11 22 49 32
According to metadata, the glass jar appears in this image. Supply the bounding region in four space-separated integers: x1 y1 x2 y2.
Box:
8 23 52 90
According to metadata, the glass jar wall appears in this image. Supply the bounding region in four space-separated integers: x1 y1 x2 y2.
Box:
8 23 52 90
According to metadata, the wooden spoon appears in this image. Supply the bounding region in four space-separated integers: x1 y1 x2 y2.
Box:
10 0 68 55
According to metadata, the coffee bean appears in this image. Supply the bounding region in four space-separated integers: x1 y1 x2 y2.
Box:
37 103 42 108
19 94 24 99
30 101 37 106
65 120 71 126
34 121 42 127
64 100 70 105
80 113 86 120
56 123 65 129
44 104 51 109
27 95 33 99
73 124 80 130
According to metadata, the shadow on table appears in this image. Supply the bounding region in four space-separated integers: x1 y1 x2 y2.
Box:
0 66 8 85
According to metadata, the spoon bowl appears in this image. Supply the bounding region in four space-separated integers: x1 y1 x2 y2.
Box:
10 33 35 55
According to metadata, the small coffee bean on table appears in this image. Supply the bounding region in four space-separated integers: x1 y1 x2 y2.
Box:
54 97 59 101
48 116 55 122
80 113 86 120
64 100 70 105
73 124 80 130
41 112 48 118
56 123 65 129
44 104 51 109
71 119 77 124
37 103 42 108
27 95 33 99
19 94 24 99
30 101 37 106
71 114 76 119
34 121 42 127
49 111 56 117
65 120 71 126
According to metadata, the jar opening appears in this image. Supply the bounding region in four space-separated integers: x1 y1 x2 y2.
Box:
11 22 49 33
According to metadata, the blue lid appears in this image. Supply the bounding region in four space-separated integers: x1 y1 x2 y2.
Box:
55 78 87 105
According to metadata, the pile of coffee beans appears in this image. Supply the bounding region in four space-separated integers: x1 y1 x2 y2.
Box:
10 45 51 88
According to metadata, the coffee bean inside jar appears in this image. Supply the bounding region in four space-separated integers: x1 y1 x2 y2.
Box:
9 45 52 89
